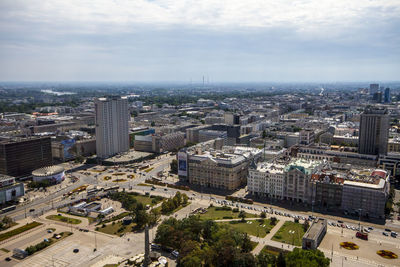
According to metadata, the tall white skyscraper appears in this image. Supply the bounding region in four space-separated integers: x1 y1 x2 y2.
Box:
95 96 129 158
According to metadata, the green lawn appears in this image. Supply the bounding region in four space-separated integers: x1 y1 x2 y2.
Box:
220 219 277 238
46 215 82 225
137 183 152 187
135 195 160 206
199 207 257 220
271 221 305 246
0 222 42 242
97 221 136 236
97 212 130 225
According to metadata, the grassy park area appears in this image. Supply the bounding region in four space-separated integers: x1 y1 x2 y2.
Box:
220 219 277 238
46 215 82 224
97 221 136 236
272 221 305 246
199 206 257 220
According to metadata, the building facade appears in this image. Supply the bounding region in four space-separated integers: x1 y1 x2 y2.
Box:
358 107 389 155
0 175 24 205
248 162 285 199
95 97 129 158
284 160 322 203
0 137 52 178
341 169 389 219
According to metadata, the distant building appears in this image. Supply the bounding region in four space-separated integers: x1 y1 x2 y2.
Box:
0 174 24 204
152 132 185 153
95 97 130 158
0 136 52 178
358 107 389 155
299 129 315 145
369 83 379 95
224 112 240 125
198 130 227 144
134 132 185 153
384 87 391 103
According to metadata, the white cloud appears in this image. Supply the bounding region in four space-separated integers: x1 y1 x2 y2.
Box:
1 0 399 35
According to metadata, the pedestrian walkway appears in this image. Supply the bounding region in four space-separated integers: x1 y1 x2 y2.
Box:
251 219 296 255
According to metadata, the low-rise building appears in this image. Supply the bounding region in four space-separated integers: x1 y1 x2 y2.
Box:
302 218 327 250
0 174 24 205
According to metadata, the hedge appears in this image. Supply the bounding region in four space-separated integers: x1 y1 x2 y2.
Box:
0 221 42 242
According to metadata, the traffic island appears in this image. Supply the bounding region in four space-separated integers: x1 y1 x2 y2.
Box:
377 250 398 259
340 241 359 250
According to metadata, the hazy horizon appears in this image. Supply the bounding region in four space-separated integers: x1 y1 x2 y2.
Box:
1 1 399 82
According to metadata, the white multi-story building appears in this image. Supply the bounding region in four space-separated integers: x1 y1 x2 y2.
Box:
95 96 129 158
248 162 285 199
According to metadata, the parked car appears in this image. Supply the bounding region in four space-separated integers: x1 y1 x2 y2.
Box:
151 243 161 250
171 250 179 258
73 249 79 253
383 232 389 236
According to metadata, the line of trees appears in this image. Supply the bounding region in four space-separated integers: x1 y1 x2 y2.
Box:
161 191 188 215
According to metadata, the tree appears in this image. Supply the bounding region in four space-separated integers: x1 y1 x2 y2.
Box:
285 248 330 267
233 252 256 267
270 217 277 225
239 211 246 222
277 252 286 267
257 250 276 267
260 211 266 218
262 129 267 139
151 121 155 127
240 233 253 253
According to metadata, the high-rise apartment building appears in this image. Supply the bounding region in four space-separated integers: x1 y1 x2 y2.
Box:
95 96 129 158
358 107 389 155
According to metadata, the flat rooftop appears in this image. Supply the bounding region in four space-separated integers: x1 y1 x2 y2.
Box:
104 150 152 163
304 218 326 240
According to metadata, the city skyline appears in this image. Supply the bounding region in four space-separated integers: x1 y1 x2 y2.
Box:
0 0 399 82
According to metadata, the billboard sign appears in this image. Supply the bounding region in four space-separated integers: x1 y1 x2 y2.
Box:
61 139 76 160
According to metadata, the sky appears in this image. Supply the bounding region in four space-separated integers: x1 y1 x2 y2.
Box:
0 0 399 82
